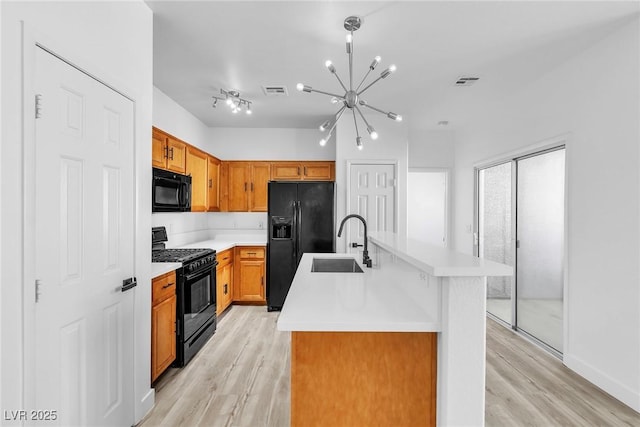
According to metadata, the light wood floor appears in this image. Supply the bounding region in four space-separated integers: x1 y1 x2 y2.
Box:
139 305 640 427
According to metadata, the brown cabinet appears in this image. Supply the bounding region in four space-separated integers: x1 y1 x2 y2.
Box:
151 270 177 382
207 155 221 212
226 162 271 212
186 146 208 212
152 127 186 174
271 161 335 181
216 248 234 315
234 246 266 303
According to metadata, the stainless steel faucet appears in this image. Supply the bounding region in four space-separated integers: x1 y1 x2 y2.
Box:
337 214 372 268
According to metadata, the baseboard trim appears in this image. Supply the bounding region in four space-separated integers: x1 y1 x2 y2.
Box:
564 353 640 412
135 388 156 425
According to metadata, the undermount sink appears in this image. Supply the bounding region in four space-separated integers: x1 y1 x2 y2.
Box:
311 258 364 273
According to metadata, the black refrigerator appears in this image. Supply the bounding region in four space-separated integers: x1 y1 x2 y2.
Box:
267 181 336 311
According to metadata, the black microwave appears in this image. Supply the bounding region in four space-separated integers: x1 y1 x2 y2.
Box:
152 167 191 212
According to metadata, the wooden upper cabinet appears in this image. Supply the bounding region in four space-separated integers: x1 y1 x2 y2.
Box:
207 155 221 212
302 162 334 180
271 162 302 180
186 146 208 212
226 161 271 212
250 162 270 212
271 161 335 181
152 127 187 174
227 162 250 212
152 128 168 169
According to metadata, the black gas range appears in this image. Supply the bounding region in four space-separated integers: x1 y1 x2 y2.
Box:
152 227 217 368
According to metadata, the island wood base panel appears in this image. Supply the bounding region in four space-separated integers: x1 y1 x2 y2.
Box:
291 331 437 427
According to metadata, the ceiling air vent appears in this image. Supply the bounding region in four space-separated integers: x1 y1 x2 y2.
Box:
262 85 289 96
454 76 480 87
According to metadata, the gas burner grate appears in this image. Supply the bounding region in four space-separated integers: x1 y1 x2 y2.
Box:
152 248 214 263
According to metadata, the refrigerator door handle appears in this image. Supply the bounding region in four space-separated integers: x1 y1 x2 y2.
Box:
296 200 302 264
292 201 298 261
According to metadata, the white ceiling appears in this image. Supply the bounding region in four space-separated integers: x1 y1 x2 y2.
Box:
147 1 639 130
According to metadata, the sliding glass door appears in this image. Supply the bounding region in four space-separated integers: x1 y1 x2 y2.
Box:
477 147 565 354
478 162 513 325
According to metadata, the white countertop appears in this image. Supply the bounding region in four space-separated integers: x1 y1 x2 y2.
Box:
369 232 513 277
179 234 267 252
151 262 181 278
152 234 266 278
277 253 440 332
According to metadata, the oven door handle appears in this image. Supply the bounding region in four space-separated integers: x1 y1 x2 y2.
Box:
183 262 217 281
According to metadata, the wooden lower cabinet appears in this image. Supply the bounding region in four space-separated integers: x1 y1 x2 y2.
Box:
233 246 266 303
290 331 437 427
216 248 234 315
151 271 177 383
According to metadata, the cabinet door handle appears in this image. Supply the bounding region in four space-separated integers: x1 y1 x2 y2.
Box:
162 282 174 289
261 276 264 286
244 182 247 191
251 182 254 192
169 147 174 160
208 179 212 188
297 166 300 175
164 145 169 160
223 256 229 260
304 166 307 176
224 283 228 294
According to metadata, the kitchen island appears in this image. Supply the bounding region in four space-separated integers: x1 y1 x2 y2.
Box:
277 232 512 426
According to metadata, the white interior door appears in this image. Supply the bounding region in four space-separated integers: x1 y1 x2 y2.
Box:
34 47 135 426
348 163 396 249
407 170 447 247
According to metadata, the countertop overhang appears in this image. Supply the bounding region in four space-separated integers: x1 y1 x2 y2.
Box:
369 231 513 277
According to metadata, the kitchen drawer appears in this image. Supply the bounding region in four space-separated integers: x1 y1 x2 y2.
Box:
217 248 234 268
238 247 265 259
152 270 177 305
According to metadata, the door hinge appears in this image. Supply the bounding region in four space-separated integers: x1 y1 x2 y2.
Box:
35 279 42 302
35 94 43 119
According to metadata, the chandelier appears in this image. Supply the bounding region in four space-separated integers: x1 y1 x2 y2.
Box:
297 16 401 150
212 89 252 115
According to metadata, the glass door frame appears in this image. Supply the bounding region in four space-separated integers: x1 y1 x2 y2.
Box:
474 141 567 358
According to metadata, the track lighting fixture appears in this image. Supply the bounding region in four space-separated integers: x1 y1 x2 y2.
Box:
212 89 253 116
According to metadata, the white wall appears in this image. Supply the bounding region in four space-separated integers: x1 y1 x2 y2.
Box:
408 129 455 168
452 18 640 410
1 1 153 423
154 86 210 151
208 127 336 160
335 115 409 252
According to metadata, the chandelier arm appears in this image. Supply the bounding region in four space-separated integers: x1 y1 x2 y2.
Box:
357 75 384 96
349 31 354 90
332 72 349 93
359 101 388 116
354 105 373 129
309 88 345 98
352 109 360 139
355 68 373 93
326 105 347 136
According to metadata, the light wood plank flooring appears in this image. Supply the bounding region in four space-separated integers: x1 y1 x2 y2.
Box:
139 306 640 426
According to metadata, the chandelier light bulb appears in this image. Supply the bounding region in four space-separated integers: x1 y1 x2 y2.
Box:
387 112 402 121
367 125 378 140
319 136 329 146
356 137 363 150
346 34 353 53
325 60 336 74
370 56 381 70
226 98 233 106
346 34 352 44
319 120 331 131
380 64 397 79
246 106 252 115
331 97 340 104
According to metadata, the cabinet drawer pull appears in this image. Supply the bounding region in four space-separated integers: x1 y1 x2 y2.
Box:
247 252 256 255
223 256 229 260
162 282 174 289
